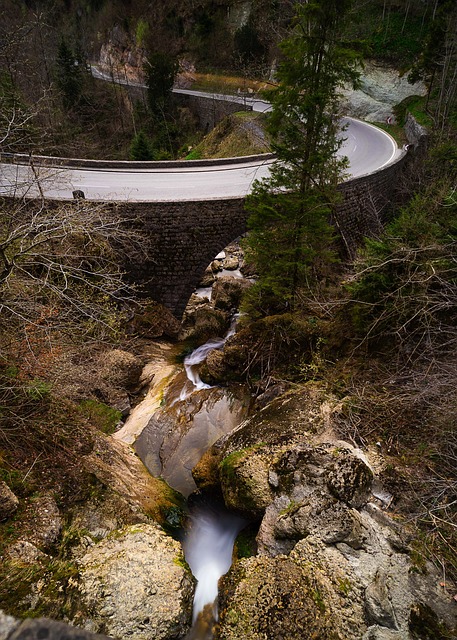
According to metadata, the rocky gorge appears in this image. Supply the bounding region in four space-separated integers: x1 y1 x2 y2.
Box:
2 242 455 640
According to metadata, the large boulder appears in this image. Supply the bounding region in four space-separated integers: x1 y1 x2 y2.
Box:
77 523 194 640
97 349 143 389
212 276 251 311
206 386 456 639
219 550 365 639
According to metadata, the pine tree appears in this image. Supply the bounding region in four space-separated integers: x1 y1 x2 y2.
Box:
144 52 178 118
130 130 154 161
244 0 361 314
55 38 84 111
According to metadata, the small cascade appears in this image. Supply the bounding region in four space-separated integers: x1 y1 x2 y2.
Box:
180 315 238 400
180 338 224 398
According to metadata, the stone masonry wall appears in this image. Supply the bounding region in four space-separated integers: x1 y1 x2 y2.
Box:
172 92 252 132
334 151 409 257
118 198 248 317
117 151 411 317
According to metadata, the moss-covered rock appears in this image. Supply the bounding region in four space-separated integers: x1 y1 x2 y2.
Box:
218 553 362 639
219 446 274 518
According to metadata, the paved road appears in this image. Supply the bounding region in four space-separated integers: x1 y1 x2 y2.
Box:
0 74 400 202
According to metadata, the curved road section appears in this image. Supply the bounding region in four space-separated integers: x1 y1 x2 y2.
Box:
0 86 401 202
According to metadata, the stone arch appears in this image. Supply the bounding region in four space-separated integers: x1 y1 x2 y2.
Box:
120 199 248 318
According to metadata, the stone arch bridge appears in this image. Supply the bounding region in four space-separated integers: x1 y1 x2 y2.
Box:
117 153 409 318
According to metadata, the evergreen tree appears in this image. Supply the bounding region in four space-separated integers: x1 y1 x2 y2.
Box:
144 51 178 118
130 130 155 161
55 38 85 111
244 0 361 314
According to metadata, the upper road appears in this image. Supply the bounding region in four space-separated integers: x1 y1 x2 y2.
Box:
0 76 401 202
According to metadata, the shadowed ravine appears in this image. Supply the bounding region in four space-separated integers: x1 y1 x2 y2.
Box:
133 320 249 638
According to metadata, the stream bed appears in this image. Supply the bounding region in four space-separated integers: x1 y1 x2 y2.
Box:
121 322 250 637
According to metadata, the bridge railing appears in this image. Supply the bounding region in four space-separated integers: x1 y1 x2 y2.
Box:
0 152 275 171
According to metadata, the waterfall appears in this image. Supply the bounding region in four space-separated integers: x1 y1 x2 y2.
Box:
179 316 245 638
182 498 246 631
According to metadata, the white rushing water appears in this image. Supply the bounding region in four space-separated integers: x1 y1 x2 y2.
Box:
180 316 239 400
182 500 246 623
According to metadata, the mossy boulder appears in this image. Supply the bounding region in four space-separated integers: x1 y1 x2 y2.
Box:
219 446 275 519
218 551 364 639
212 276 251 311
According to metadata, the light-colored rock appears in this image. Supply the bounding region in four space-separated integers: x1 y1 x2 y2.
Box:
6 540 49 564
25 494 62 550
78 523 194 640
0 481 19 521
341 61 427 122
222 256 239 270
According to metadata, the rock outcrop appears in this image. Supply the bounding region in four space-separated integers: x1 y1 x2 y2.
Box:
194 387 457 640
77 523 194 640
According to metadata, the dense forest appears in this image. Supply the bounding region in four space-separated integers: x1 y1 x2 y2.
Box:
0 0 456 636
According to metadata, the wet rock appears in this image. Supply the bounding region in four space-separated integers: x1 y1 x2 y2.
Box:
78 523 194 640
179 304 229 342
0 481 19 521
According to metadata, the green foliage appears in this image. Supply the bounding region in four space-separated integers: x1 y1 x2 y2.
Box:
185 148 202 160
25 380 52 401
144 51 178 117
244 0 360 314
78 399 121 434
135 18 149 46
348 174 457 355
130 130 155 160
55 38 87 111
393 95 433 129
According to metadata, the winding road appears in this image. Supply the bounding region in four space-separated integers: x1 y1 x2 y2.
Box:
0 76 401 202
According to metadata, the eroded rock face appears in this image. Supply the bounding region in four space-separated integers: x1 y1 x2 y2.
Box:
78 523 194 640
341 61 427 122
209 388 457 640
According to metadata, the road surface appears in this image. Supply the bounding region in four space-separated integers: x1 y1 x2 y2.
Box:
0 77 400 202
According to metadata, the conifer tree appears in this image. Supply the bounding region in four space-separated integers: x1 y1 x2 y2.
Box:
130 130 154 161
244 0 361 314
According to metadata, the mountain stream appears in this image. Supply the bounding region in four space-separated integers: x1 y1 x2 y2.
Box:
120 321 249 638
